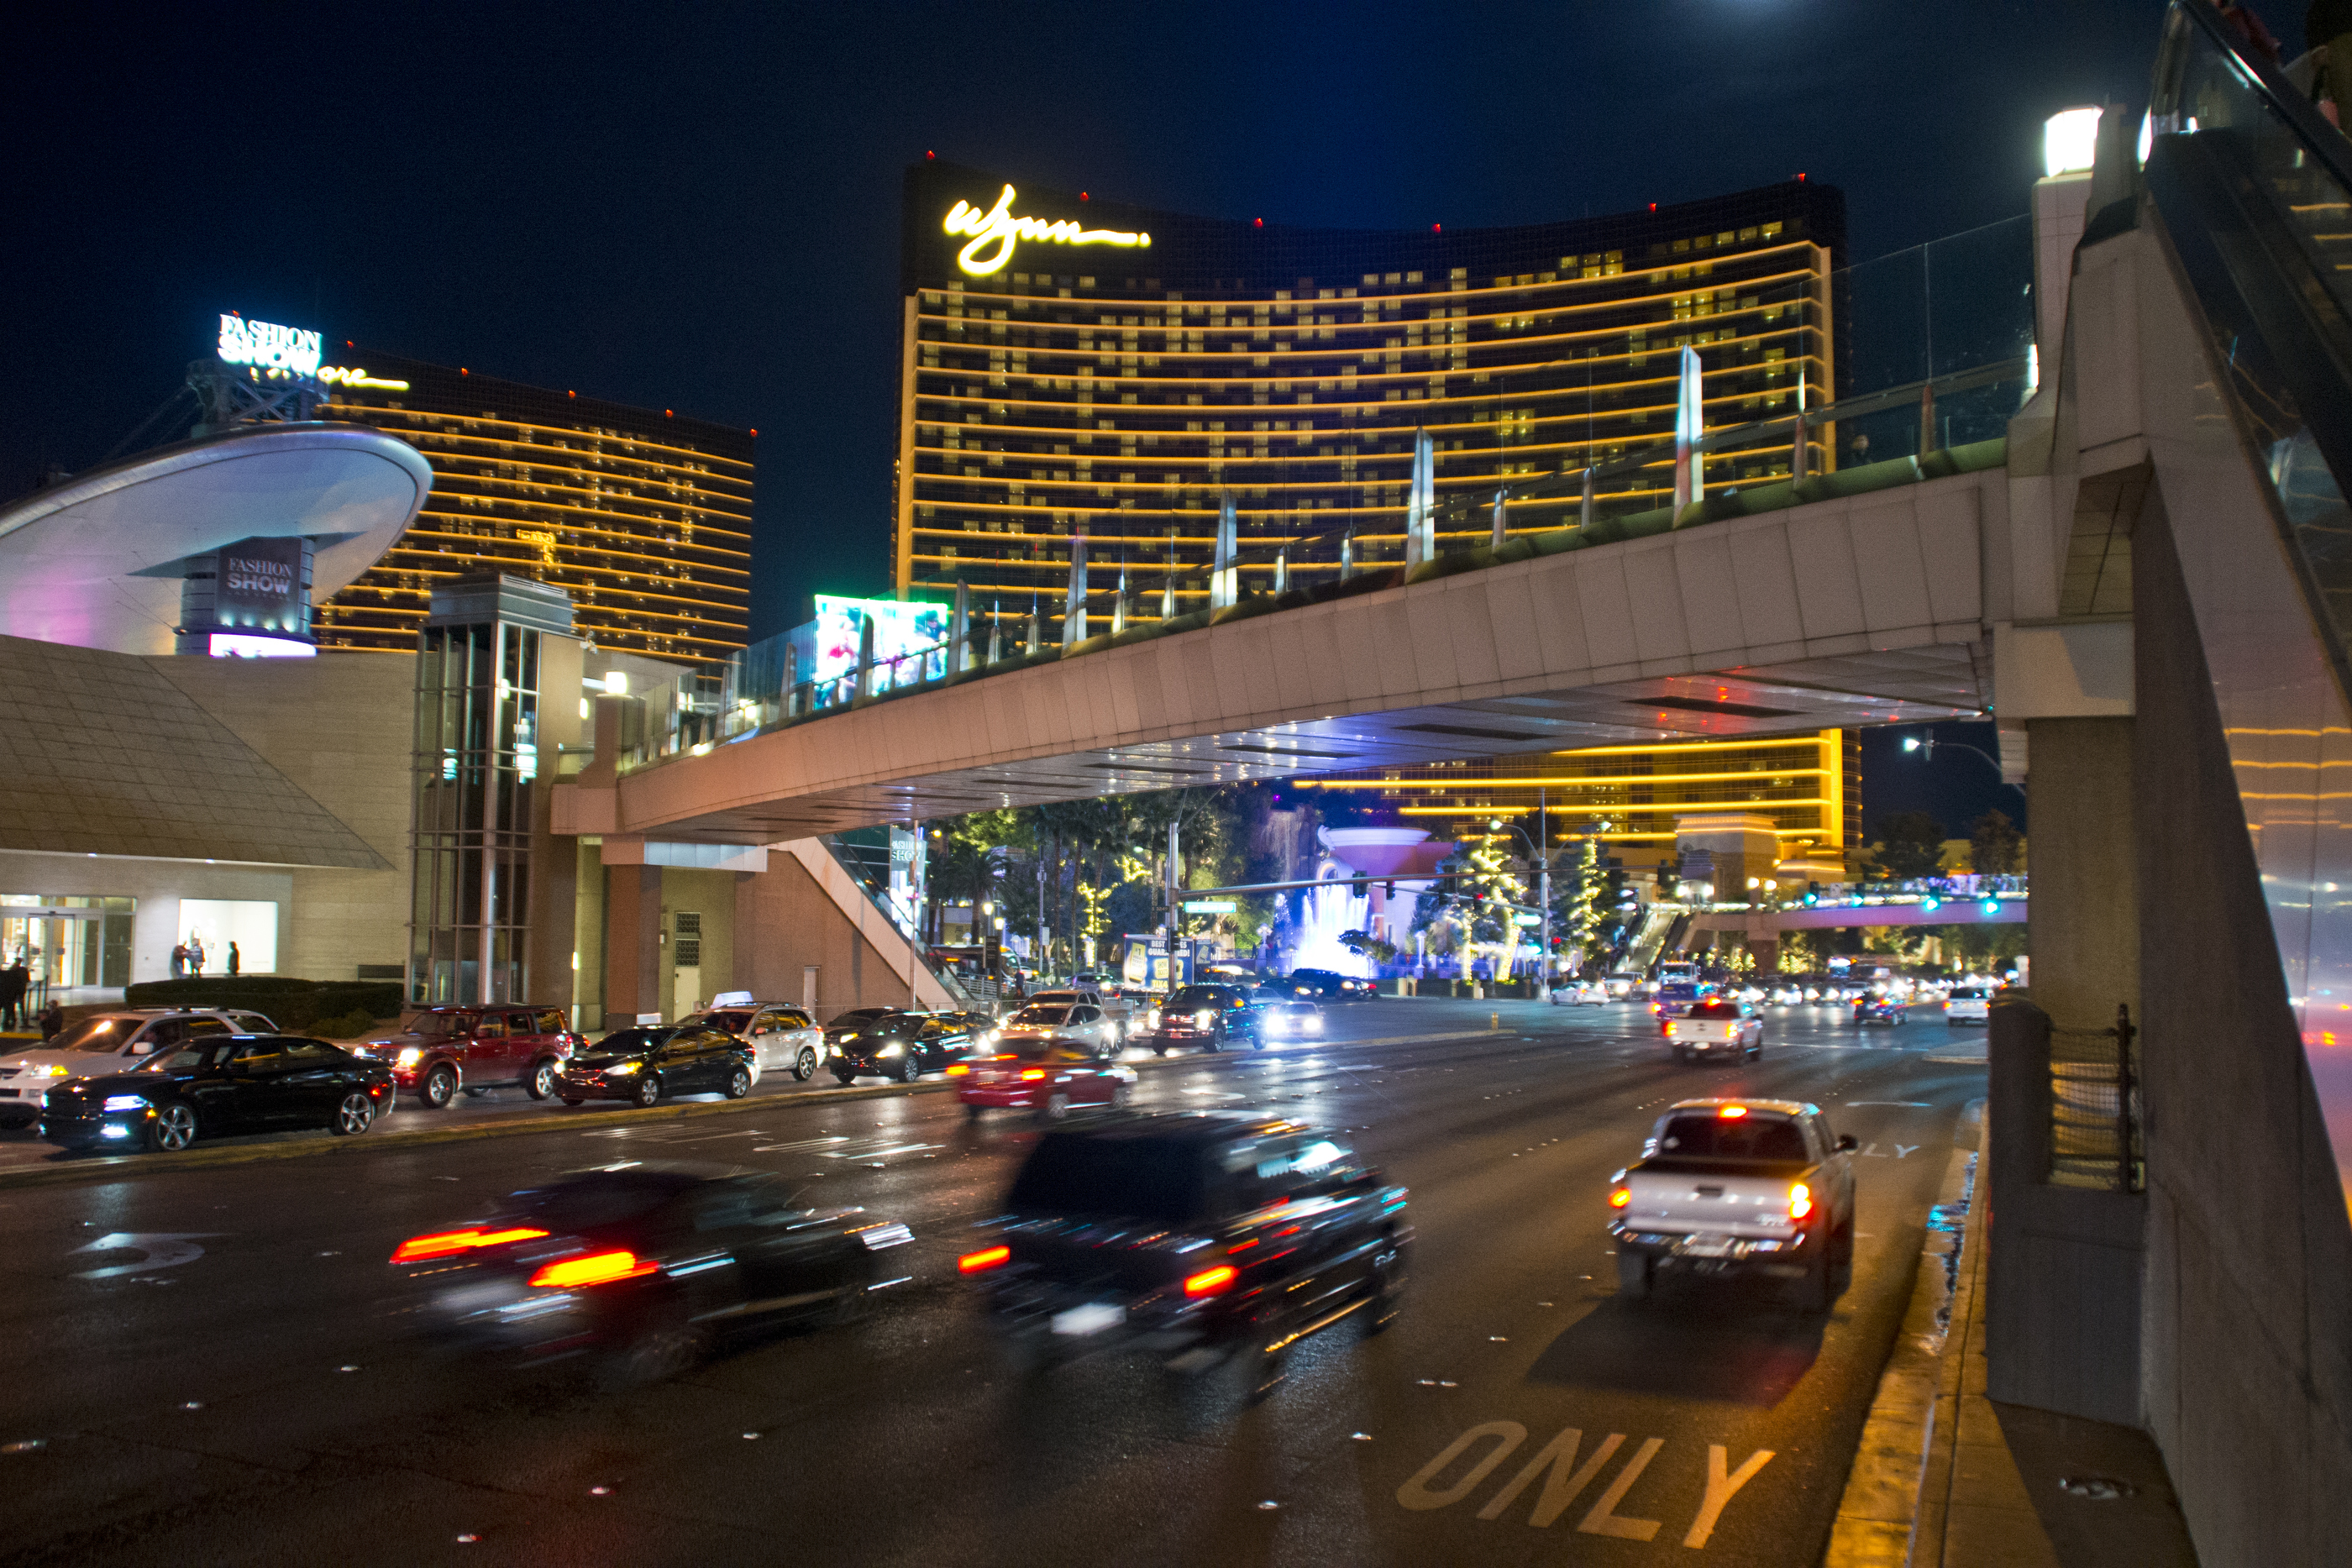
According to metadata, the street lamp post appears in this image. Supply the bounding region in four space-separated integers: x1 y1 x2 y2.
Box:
1487 791 1551 989
1902 733 2026 798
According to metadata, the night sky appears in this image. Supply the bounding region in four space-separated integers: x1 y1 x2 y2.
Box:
8 0 2254 835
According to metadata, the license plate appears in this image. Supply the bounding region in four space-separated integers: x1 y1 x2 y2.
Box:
1051 1303 1124 1337
1679 1240 1733 1258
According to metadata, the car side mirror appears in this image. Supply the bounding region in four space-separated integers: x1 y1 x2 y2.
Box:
1835 1134 1858 1152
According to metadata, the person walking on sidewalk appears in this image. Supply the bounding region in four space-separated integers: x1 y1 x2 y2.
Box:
227 941 240 978
0 960 26 1029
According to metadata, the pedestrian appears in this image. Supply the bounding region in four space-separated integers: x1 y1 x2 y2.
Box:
0 960 25 1030
187 936 205 977
37 1000 64 1041
170 942 186 978
228 941 240 978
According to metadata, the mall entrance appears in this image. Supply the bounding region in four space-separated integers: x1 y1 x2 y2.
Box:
0 897 134 1012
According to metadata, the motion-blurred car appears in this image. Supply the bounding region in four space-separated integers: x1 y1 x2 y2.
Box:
683 1001 825 1083
826 1010 979 1083
1942 985 1992 1026
1251 998 1326 1038
952 1041 1134 1120
1853 995 1910 1026
357 1005 583 1109
993 1000 1121 1063
1029 985 1135 1041
0 1008 276 1125
556 1025 752 1107
959 1113 1410 1398
390 1162 911 1386
1767 983 1806 1006
1548 980 1609 1005
40 1035 393 1151
1148 984 1261 1053
1283 968 1374 1000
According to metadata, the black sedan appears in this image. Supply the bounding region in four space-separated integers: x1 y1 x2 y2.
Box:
961 1113 1411 1400
556 1025 753 1107
390 1161 914 1387
1283 968 1375 1000
1148 984 1261 1053
39 1035 394 1152
827 1010 979 1084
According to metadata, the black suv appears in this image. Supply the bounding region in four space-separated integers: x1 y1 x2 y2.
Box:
961 1112 1410 1399
825 1010 980 1084
1284 968 1374 1000
1149 984 1260 1054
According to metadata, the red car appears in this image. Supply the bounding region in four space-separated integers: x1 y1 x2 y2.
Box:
953 1041 1136 1121
360 1005 583 1109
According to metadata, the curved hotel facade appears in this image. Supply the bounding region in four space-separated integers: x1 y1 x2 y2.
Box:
893 160 1845 608
316 354 754 666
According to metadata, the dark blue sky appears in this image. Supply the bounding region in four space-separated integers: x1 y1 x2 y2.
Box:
3 1 2254 833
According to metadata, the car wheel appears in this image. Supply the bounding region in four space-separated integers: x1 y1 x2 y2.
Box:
1616 1249 1653 1300
421 1064 457 1110
1802 1246 1835 1312
896 1053 921 1085
146 1101 197 1153
597 1301 703 1391
1224 1310 1289 1405
963 1103 984 1124
1110 1080 1131 1109
832 1067 858 1085
328 1090 375 1136
525 1059 559 1101
1153 1046 1168 1057
1039 1091 1071 1122
793 1047 817 1082
1367 1239 1406 1334
726 1065 752 1099
631 1074 662 1109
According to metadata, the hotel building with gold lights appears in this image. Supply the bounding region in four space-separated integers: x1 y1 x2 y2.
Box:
1297 731 1861 880
314 353 753 664
893 160 1844 608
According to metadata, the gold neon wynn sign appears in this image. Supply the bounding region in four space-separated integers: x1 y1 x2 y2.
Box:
943 185 1151 277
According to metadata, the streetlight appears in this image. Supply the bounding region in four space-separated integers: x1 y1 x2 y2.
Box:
1485 810 1551 988
1902 732 2025 797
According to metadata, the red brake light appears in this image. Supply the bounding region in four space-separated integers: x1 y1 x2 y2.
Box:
946 1062 969 1075
1664 1023 1676 1036
1718 1104 1748 1119
959 1245 1011 1274
1609 1186 1630 1209
1184 1264 1237 1297
391 1226 549 1263
1788 1182 1814 1221
1019 1068 1047 1080
529 1249 657 1289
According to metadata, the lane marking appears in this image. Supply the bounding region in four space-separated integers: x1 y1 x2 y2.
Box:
1686 1446 1776 1548
1476 1427 1622 1527
1397 1422 1526 1511
1846 1100 1932 1108
1578 1435 1666 1540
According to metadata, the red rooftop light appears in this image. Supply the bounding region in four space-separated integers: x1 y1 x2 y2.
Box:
1431 223 1441 233
1253 218 1263 228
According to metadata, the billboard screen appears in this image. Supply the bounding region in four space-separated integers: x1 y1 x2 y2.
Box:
810 595 949 684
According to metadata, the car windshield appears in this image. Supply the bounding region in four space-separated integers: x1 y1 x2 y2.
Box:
593 1028 672 1054
48 1017 130 1052
1688 1001 1740 1017
1950 988 1987 999
513 1172 696 1230
1164 988 1225 1009
1009 1006 1071 1026
696 1009 756 1032
830 1009 895 1030
134 1045 215 1075
1656 1114 1809 1162
408 1012 475 1040
1008 1133 1208 1223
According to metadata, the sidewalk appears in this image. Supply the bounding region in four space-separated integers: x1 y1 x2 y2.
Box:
1825 1119 2199 1567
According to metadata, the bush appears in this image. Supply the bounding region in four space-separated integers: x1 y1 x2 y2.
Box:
122 978 405 1034
311 1008 383 1040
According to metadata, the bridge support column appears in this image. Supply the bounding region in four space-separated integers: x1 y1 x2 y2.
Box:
1986 715 2146 1426
604 862 664 1025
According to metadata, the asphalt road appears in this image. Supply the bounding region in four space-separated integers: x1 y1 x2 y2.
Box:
0 999 1984 1567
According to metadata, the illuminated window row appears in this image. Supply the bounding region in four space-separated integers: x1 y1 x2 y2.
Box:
323 403 753 477
404 506 751 566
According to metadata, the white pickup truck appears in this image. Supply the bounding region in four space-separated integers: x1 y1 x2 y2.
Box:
1609 1098 1858 1310
1662 999 1763 1063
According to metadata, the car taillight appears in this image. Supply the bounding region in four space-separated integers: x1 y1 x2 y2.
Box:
959 1245 1011 1273
1609 1186 1630 1209
529 1249 657 1289
1718 1105 1748 1119
1184 1264 1236 1297
1788 1183 1814 1222
391 1226 549 1263
1664 1022 1676 1036
946 1063 969 1076
1020 1068 1047 1080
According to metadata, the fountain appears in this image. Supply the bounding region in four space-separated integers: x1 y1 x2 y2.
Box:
1285 827 1441 978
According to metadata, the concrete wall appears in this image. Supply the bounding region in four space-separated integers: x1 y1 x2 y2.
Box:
150 650 413 980
2133 500 2352 1565
659 867 736 1019
735 852 921 1022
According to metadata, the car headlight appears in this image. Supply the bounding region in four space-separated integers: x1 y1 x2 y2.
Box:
395 1047 423 1067
878 1042 903 1057
102 1094 148 1113
1194 1011 1214 1026
26 1063 68 1079
607 1061 642 1075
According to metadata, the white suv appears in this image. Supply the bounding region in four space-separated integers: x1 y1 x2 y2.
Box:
1943 986 1992 1025
0 1009 278 1125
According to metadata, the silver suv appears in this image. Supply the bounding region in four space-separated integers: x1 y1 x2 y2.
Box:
0 1009 277 1125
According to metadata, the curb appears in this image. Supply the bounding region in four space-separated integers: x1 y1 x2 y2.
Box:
0 1024 1513 1193
1820 1100 1983 1567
